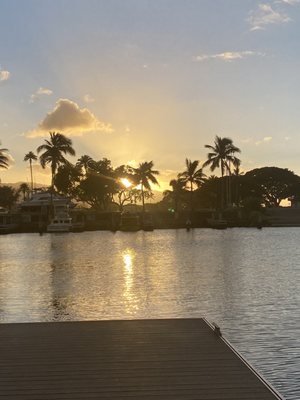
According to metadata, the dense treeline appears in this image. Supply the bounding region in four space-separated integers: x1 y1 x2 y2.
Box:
1 132 300 212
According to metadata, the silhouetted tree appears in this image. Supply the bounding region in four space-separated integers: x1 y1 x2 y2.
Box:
0 142 9 173
203 136 240 208
18 183 30 201
24 151 37 191
163 176 186 214
54 163 82 197
241 167 300 207
0 186 19 210
76 155 93 176
37 132 76 193
179 159 206 214
132 161 159 213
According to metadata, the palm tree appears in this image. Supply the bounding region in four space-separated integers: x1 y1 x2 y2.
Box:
18 183 30 201
76 155 93 176
132 161 159 213
0 142 9 172
203 136 241 208
24 151 37 191
179 159 206 215
37 132 76 193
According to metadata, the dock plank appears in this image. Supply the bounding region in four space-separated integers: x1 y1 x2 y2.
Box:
0 319 283 399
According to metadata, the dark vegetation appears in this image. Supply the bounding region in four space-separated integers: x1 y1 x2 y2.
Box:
1 133 300 222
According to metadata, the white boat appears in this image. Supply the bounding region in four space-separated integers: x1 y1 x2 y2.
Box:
47 216 72 233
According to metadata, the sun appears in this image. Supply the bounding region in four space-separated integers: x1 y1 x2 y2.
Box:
120 178 132 188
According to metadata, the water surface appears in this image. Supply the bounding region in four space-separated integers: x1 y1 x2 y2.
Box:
0 228 299 399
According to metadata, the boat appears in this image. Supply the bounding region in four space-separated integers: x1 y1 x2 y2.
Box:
47 216 72 233
119 213 141 231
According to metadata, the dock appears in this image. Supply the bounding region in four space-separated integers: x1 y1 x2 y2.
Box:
0 318 283 399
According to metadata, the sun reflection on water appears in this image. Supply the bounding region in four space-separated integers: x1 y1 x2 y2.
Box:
122 249 139 313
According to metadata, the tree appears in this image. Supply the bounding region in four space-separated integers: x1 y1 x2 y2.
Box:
0 142 9 172
242 167 300 207
76 158 118 210
18 183 30 201
112 165 138 212
37 132 76 192
24 151 37 191
179 159 206 214
132 161 159 213
163 176 186 214
76 155 93 176
54 163 82 197
203 136 241 208
0 186 19 210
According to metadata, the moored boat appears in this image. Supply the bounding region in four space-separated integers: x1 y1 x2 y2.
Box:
47 217 73 233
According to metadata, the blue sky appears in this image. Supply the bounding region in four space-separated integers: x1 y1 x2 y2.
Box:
1 0 300 189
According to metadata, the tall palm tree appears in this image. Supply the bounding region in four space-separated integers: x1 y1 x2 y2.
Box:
0 142 9 172
203 136 240 208
24 151 37 191
179 159 206 215
37 132 76 193
132 161 159 213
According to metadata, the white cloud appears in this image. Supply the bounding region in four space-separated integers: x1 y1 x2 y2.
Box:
195 51 264 62
248 3 291 31
0 69 10 81
276 0 299 5
255 136 273 145
30 87 53 103
83 94 95 103
26 98 113 138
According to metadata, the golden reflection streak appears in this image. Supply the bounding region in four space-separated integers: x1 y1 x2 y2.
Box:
122 249 139 313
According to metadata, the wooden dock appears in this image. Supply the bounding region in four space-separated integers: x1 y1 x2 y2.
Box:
0 318 283 399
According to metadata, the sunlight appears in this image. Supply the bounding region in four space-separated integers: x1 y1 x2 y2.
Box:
120 178 132 188
122 249 139 313
123 250 134 272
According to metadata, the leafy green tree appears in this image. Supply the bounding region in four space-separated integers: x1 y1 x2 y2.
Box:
24 151 37 191
179 159 206 214
132 161 159 213
18 183 30 201
0 186 19 210
203 136 241 207
37 132 76 193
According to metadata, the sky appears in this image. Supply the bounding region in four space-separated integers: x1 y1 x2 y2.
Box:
1 0 300 190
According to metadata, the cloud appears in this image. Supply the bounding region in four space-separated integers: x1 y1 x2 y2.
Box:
195 51 264 62
30 87 53 103
26 98 113 137
255 136 273 145
83 94 95 103
248 3 291 31
0 69 10 81
276 0 299 4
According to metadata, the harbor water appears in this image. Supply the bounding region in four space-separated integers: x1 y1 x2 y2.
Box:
0 228 299 399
